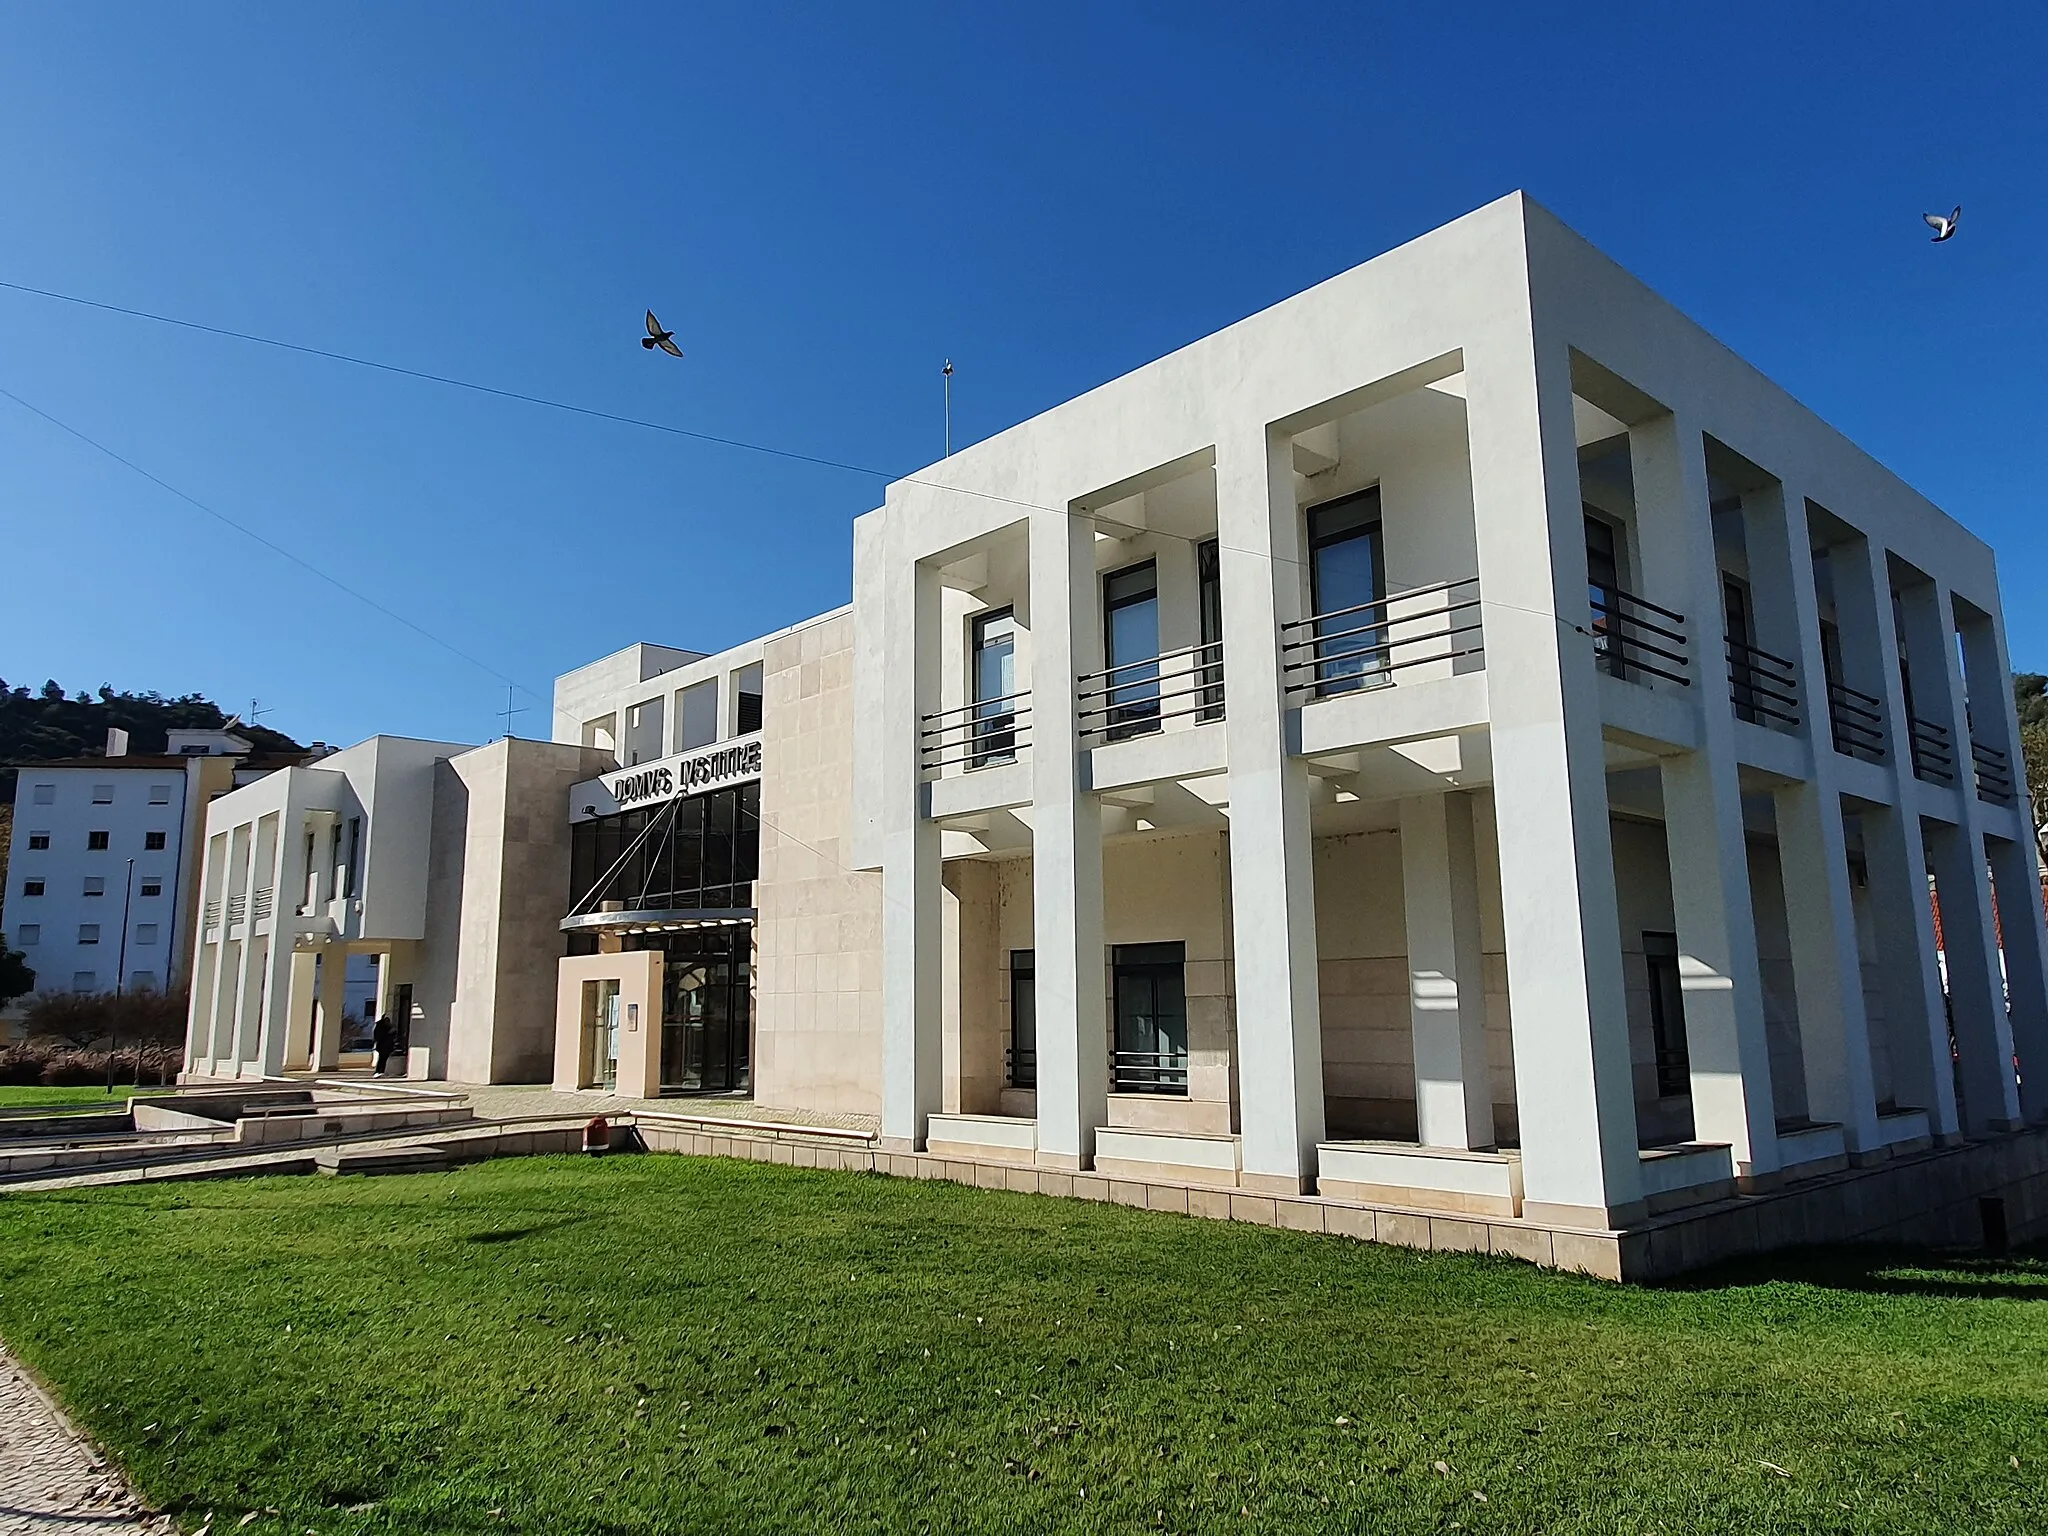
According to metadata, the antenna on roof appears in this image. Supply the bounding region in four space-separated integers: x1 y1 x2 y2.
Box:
942 359 954 459
499 684 528 741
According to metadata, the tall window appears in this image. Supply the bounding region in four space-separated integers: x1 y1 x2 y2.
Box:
1197 538 1224 720
1112 942 1188 1095
1643 931 1691 1098
1308 489 1386 695
734 662 765 736
1585 513 1624 678
343 817 362 899
678 679 719 751
1008 949 1036 1088
971 608 1018 767
1102 561 1161 739
1723 575 1757 722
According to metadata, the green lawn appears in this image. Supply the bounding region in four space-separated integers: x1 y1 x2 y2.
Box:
0 1156 2042 1535
0 1082 159 1107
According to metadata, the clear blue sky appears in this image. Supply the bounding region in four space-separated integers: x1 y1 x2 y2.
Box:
3 4 2042 748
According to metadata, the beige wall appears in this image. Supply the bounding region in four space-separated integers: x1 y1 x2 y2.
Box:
420 738 614 1084
752 611 886 1116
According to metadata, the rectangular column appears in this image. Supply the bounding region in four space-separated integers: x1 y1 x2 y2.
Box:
1216 426 1324 1193
880 552 944 1150
282 948 318 1071
1630 414 1780 1177
1987 835 2048 1123
1398 793 1494 1149
311 946 348 1072
1926 821 2021 1131
1858 798 1959 1135
1029 506 1108 1170
1465 333 1642 1226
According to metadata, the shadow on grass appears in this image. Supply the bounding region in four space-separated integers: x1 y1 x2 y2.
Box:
463 1215 593 1245
1674 1240 2048 1301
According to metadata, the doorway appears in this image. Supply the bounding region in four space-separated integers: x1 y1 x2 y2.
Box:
1112 942 1188 1095
580 978 620 1092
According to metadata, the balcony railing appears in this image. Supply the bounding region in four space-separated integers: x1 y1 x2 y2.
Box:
1077 640 1225 744
1972 739 2016 806
1589 585 1690 687
920 690 1032 777
1827 681 1887 762
1111 1048 1189 1096
1005 1044 1036 1090
1910 715 1955 784
1279 577 1483 700
1725 636 1799 728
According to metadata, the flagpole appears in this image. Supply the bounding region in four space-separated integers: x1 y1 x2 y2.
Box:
942 359 953 458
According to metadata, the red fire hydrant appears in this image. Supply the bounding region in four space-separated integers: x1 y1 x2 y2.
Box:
583 1115 610 1156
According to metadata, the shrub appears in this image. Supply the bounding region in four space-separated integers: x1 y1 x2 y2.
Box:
0 1040 180 1086
20 987 189 1049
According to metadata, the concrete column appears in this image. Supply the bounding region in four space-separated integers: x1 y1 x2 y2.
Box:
1398 793 1494 1149
1630 413 1780 1176
1464 332 1642 1226
1216 425 1325 1193
282 948 318 1071
1926 821 2021 1131
1768 489 1883 1150
1858 799 1958 1135
1987 836 2048 1122
311 947 348 1072
880 551 944 1150
1029 506 1109 1170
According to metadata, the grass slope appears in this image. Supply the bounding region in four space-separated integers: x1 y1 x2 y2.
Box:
0 1083 156 1107
0 1154 2043 1534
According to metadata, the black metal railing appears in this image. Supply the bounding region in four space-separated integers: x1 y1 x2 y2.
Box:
1589 585 1690 687
1279 577 1483 700
1973 739 2016 805
1077 640 1225 744
1909 715 1955 784
919 690 1032 776
1005 1044 1036 1090
1827 680 1887 762
1726 635 1800 728
1111 1048 1189 1096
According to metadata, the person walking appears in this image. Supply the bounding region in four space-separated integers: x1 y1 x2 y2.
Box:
370 1013 397 1078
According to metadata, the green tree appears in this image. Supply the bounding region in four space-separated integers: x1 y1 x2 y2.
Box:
0 934 33 1009
2016 675 2048 863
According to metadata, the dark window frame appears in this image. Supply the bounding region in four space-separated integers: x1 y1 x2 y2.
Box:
1008 949 1036 1088
1643 931 1691 1098
1102 559 1162 740
1306 488 1388 696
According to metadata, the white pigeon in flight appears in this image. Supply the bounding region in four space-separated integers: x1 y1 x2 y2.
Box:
1923 206 1961 243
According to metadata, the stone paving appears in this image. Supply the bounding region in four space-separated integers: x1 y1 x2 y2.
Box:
0 1347 170 1535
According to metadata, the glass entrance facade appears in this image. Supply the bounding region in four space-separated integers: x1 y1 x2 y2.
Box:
655 929 751 1093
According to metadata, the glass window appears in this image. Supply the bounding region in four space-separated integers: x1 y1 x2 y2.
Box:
78 924 100 945
149 784 173 805
22 880 45 897
1112 941 1188 1095
678 679 719 751
1307 490 1386 695
1724 576 1757 722
92 783 115 804
135 923 159 945
145 830 168 850
31 783 54 805
342 817 362 899
1585 513 1624 678
1102 560 1161 740
733 663 765 736
83 877 105 897
16 924 38 945
1009 949 1036 1088
625 696 666 766
1644 932 1690 1098
1197 538 1224 720
87 830 110 850
128 971 158 992
140 880 163 898
72 971 97 992
27 832 50 850
971 608 1018 767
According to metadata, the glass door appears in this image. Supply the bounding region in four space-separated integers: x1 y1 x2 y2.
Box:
581 978 620 1091
971 608 1018 766
1308 491 1385 695
1111 942 1188 1095
1103 561 1161 738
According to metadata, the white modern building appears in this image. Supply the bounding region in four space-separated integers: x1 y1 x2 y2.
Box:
4 728 293 1006
182 193 2048 1278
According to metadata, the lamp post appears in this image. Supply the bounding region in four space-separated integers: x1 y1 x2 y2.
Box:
108 857 135 1094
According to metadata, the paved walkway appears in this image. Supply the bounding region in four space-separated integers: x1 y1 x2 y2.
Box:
0 1347 168 1534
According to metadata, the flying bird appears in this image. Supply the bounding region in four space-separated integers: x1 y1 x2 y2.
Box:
1923 206 1960 243
642 310 684 357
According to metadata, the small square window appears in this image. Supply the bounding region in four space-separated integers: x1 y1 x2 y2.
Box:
91 783 115 804
22 880 45 898
135 923 159 946
15 924 39 945
140 880 164 898
82 877 106 897
86 830 109 850
26 832 50 851
78 924 100 945
148 784 173 805
128 970 158 992
145 830 167 850
31 783 54 805
72 971 98 992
